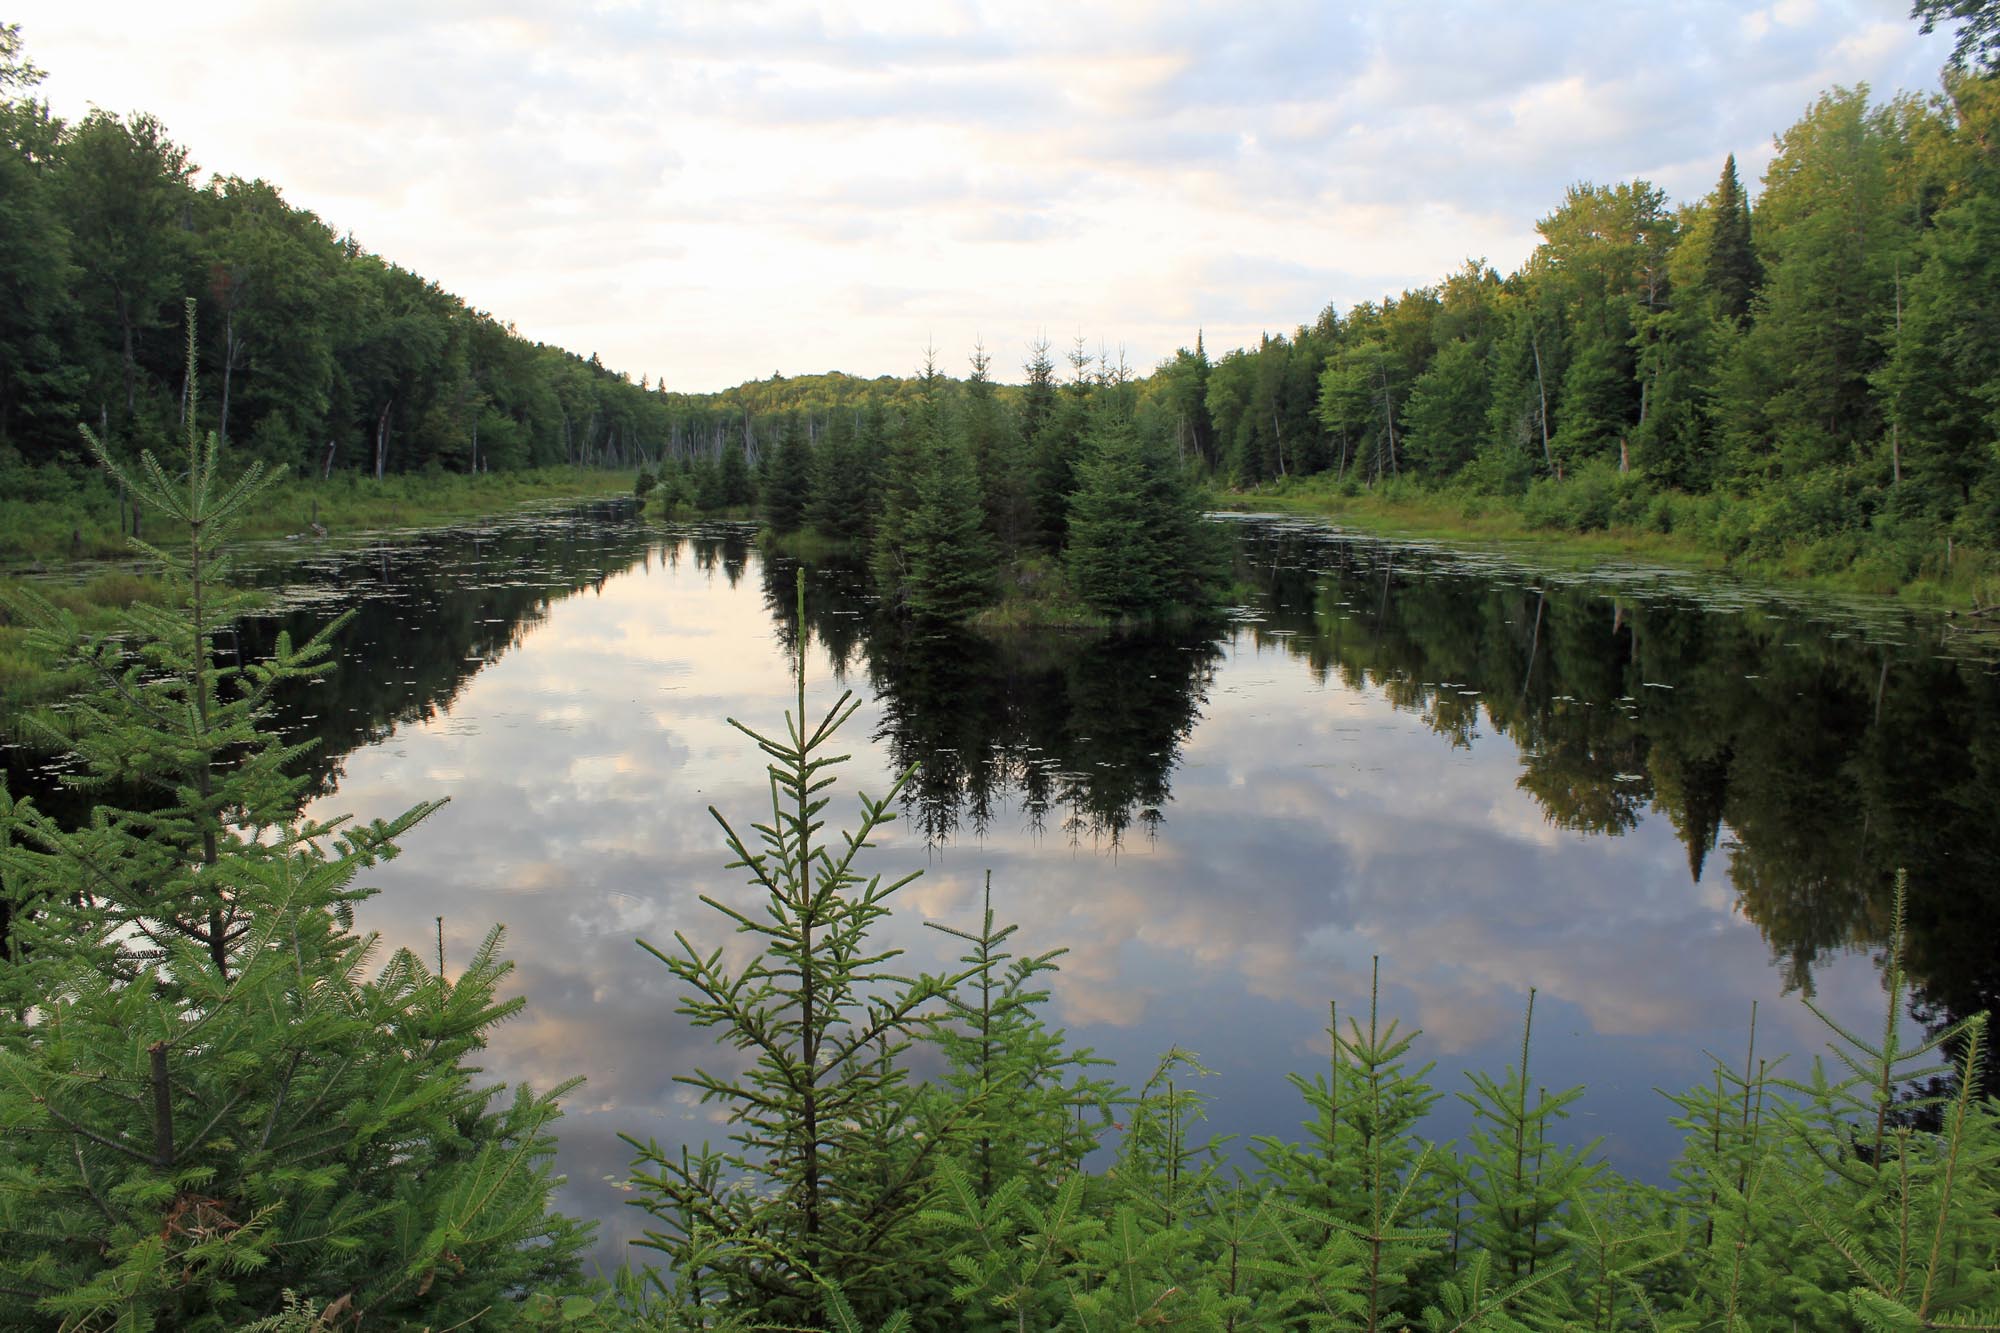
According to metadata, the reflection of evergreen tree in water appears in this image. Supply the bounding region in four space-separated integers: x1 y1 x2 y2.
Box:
752 544 874 681
745 545 1223 847
249 504 661 802
1236 524 2000 1097
3 503 659 959
861 623 1221 849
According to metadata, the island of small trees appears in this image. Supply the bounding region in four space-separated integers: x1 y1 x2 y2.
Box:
643 347 1227 627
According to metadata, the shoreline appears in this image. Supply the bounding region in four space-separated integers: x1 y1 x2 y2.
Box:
1222 485 1995 612
1 469 641 711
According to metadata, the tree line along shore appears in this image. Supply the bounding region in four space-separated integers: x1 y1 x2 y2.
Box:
8 22 2000 611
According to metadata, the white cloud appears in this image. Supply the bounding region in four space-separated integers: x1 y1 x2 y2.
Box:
7 0 1957 389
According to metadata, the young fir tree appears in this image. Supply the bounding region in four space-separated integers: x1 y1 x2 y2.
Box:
1254 960 1453 1331
0 301 591 1327
1452 990 1600 1287
1064 412 1219 621
876 356 995 622
763 418 816 534
1703 155 1762 326
2 305 334 980
623 573 974 1326
1760 878 1998 1329
923 874 1120 1197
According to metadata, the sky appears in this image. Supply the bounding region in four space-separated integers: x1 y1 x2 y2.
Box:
7 1 1965 391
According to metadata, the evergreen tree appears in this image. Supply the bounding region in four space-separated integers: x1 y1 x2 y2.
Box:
762 417 814 533
963 344 1030 556
624 575 973 1325
1453 990 1601 1284
923 875 1119 1197
807 407 874 543
718 437 754 508
1254 962 1453 1332
1703 154 1763 324
876 357 995 622
903 434 996 621
1064 413 1218 620
0 303 591 1327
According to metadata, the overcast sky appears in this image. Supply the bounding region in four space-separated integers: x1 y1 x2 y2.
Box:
8 2 1962 391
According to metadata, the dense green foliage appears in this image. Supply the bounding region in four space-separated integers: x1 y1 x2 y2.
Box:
0 310 594 1327
1 337 1996 1327
599 608 1998 1332
5 6 2000 1323
12 18 2000 599
0 24 672 483
666 343 1223 625
1196 68 2000 590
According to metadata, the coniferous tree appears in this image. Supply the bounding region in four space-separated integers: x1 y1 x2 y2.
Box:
923 875 1119 1197
718 437 754 508
877 358 995 622
963 344 1030 556
1453 990 1601 1285
7 304 345 975
1254 962 1452 1331
1704 154 1763 325
1064 412 1219 621
623 575 972 1325
0 303 591 1327
763 418 814 533
807 407 874 544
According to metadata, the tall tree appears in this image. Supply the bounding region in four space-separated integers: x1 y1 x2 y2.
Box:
1704 154 1764 323
0 23 80 461
58 109 196 428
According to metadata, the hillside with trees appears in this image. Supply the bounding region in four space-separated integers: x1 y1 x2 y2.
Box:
10 16 2000 599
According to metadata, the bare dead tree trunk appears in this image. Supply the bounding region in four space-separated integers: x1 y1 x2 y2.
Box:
374 400 393 480
219 306 239 444
1530 328 1554 475
1376 362 1399 475
1890 262 1903 487
116 289 138 419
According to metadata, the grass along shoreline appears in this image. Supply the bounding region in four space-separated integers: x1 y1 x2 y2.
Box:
1228 474 2000 610
1 464 639 566
0 467 641 712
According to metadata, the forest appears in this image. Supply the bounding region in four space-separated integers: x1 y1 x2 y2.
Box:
3 397 1996 1326
4 5 2000 1328
7 14 2000 601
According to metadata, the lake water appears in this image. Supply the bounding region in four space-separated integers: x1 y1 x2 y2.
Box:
14 502 1995 1273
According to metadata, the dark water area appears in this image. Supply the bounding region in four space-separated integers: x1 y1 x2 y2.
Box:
8 502 1997 1275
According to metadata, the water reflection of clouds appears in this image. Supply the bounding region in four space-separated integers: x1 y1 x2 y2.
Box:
307 535 1903 1269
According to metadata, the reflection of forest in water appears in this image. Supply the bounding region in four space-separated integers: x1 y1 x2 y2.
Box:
743 521 1997 1080
3 505 654 827
750 546 1222 848
1225 521 1999 1084
11 507 1990 1092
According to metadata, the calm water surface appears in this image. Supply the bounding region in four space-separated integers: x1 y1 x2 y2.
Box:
26 503 1997 1271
